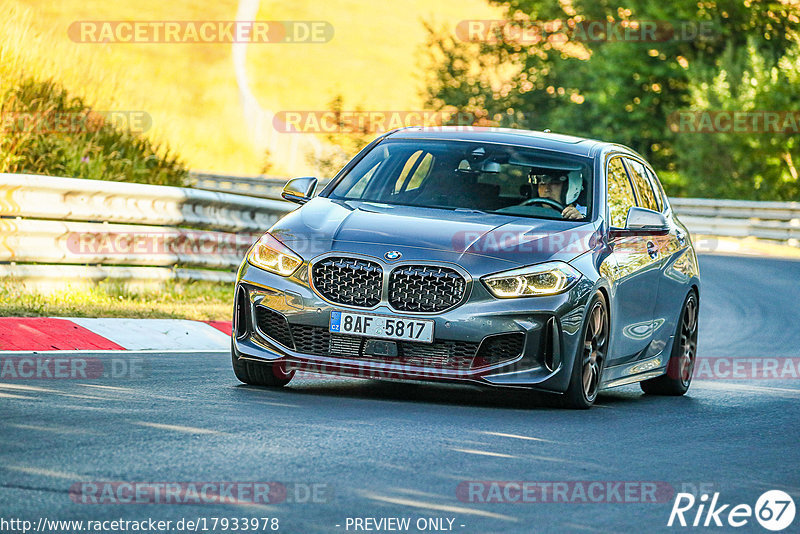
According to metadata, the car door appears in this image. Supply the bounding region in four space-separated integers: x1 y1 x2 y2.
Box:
642 164 696 357
604 156 660 366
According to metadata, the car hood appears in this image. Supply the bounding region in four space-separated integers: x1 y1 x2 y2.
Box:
270 197 599 271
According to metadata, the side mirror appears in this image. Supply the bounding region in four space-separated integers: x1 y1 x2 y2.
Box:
281 177 317 204
610 207 670 237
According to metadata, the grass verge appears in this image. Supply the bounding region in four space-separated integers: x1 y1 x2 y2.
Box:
0 278 233 320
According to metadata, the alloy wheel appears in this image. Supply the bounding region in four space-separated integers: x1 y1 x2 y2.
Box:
677 294 699 387
582 301 608 403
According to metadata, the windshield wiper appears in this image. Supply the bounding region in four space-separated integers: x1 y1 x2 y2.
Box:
452 208 491 215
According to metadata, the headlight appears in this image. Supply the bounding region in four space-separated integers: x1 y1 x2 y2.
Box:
482 261 581 298
246 233 303 276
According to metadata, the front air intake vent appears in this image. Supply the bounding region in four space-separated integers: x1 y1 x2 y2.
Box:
234 285 249 339
254 306 294 349
542 317 561 372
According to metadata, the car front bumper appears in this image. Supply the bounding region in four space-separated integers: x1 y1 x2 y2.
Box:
233 260 595 393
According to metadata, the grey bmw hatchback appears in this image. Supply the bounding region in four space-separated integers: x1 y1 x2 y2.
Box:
231 127 700 408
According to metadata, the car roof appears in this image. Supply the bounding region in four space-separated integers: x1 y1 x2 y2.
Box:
386 126 640 160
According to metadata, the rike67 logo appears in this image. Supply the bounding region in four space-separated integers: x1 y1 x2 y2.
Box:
668 490 795 531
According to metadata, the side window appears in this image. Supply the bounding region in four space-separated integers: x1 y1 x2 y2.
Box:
336 144 391 199
644 167 666 212
394 150 433 193
346 161 381 198
625 158 659 212
606 157 637 228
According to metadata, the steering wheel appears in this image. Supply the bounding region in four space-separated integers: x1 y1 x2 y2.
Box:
521 197 565 211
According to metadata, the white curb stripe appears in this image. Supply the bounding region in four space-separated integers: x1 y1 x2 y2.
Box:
67 318 230 351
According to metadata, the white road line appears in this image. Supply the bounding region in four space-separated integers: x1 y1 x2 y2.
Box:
450 448 516 458
131 421 221 434
480 431 560 443
6 465 83 480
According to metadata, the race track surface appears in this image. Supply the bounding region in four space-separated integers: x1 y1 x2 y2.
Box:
2 255 799 533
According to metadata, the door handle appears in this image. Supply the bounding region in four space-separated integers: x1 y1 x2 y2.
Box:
646 240 659 259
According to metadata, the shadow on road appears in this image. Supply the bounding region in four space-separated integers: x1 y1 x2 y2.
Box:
230 377 697 412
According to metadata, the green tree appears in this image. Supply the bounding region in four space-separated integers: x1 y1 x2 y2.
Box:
306 95 373 179
673 42 800 200
424 0 799 199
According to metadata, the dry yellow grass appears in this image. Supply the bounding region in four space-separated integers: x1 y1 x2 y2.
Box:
5 0 499 175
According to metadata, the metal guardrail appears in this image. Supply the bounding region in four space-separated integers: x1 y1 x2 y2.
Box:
669 198 800 245
0 173 294 285
188 171 295 200
2 173 797 288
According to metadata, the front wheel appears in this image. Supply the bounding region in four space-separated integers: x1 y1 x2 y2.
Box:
231 341 294 387
641 291 698 396
560 291 609 409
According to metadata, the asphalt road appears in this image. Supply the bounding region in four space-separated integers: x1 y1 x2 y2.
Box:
2 254 799 534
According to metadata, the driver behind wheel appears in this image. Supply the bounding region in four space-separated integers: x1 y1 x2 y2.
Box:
528 171 586 220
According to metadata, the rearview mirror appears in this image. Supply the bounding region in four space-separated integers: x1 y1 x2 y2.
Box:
456 159 501 173
481 161 501 173
281 177 317 204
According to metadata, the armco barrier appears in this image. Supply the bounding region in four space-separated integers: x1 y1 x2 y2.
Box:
1 173 798 287
0 173 294 285
668 198 800 244
1 174 292 232
188 171 291 200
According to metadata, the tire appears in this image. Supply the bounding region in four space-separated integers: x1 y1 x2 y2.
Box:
641 291 698 396
558 291 609 409
231 341 293 387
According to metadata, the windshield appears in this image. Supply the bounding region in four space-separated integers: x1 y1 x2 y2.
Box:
327 139 593 220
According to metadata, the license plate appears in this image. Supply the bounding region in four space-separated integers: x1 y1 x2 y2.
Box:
329 311 434 344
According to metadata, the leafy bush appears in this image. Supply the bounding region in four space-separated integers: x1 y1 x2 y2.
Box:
673 43 800 200
1 76 188 186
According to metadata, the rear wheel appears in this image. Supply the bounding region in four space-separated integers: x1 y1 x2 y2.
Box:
641 291 698 396
560 292 609 409
231 341 294 387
